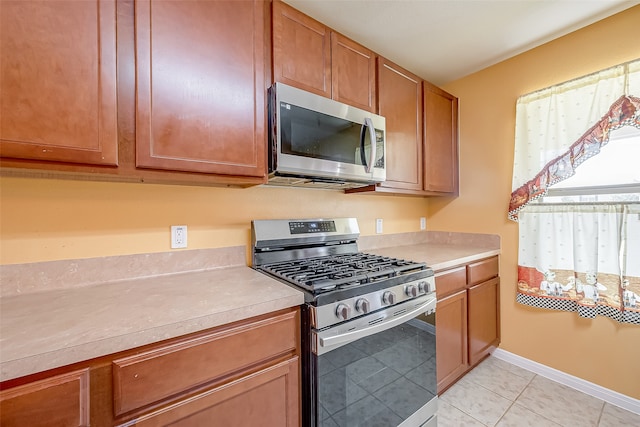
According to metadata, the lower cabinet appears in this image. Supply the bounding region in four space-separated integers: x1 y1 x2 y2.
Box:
0 369 90 427
0 307 300 427
435 256 500 393
435 289 468 393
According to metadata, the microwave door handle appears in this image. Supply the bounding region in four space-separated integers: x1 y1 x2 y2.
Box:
361 118 376 174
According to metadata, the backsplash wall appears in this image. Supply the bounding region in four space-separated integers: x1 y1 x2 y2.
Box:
0 176 430 265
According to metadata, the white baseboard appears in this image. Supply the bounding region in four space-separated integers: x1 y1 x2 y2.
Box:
492 348 640 415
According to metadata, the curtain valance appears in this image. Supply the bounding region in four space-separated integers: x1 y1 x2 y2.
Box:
509 59 640 221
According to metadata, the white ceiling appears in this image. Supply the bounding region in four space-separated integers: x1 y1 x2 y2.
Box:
284 0 639 86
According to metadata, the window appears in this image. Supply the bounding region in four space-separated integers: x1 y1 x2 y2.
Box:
541 126 640 202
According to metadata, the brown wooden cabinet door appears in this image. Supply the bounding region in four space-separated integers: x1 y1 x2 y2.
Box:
272 1 331 98
0 369 90 427
0 0 117 165
377 58 423 190
423 82 459 194
468 277 500 366
436 290 468 394
135 0 266 177
128 358 299 427
331 33 376 112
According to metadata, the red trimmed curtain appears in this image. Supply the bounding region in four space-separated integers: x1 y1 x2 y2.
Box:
509 60 640 221
510 59 640 324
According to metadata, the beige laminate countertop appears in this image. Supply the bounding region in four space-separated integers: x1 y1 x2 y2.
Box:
369 243 500 272
1 231 500 383
0 265 304 382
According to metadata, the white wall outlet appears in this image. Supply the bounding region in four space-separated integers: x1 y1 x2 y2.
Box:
375 218 383 234
171 225 188 249
420 217 427 230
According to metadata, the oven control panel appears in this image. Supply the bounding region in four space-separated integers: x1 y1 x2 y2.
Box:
289 220 337 234
312 275 436 330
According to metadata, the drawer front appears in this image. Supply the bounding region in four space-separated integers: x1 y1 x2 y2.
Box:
113 309 298 416
127 357 299 427
0 369 89 427
467 256 499 285
435 266 466 298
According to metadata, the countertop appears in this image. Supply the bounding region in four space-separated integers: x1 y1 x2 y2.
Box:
0 231 500 382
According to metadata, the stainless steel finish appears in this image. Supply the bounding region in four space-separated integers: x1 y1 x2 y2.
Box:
355 298 370 314
405 284 418 297
311 275 436 329
363 117 376 173
383 290 397 305
252 217 359 249
418 280 431 294
313 294 437 355
335 303 351 321
268 82 386 186
397 396 438 427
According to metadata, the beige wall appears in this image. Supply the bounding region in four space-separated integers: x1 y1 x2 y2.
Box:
0 177 429 264
432 5 640 399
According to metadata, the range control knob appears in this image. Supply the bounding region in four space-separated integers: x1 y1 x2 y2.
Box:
355 298 371 314
335 303 351 321
419 280 433 293
405 284 418 297
382 291 397 305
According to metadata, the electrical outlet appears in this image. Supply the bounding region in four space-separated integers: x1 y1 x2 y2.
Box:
171 225 188 249
420 217 427 230
375 218 383 234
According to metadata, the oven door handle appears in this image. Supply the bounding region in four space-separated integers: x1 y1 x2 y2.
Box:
316 296 436 352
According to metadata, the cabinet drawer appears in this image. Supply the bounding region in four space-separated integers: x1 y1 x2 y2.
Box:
126 358 299 427
112 310 298 416
467 256 499 285
0 369 89 427
435 266 466 298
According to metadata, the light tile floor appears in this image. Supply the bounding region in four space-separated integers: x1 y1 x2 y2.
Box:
438 355 640 427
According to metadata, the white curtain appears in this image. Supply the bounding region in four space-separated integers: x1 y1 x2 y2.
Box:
509 59 640 221
517 203 640 323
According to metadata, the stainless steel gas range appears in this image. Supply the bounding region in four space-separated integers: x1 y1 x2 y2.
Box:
252 218 438 427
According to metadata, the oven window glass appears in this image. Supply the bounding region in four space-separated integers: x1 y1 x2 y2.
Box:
280 103 384 168
316 319 436 427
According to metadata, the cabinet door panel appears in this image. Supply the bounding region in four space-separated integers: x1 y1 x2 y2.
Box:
129 358 299 427
468 277 500 366
272 1 331 98
0 369 90 427
0 0 117 165
423 82 458 193
136 0 266 176
331 33 376 112
377 58 423 190
436 290 468 393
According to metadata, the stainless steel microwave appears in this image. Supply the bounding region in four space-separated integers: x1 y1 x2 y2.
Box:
267 83 386 189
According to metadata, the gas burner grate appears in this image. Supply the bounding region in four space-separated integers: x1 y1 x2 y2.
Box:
260 253 427 292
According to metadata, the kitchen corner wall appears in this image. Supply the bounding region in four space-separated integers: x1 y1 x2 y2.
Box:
0 177 428 265
431 6 640 399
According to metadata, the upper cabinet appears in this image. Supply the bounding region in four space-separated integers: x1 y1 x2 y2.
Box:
272 0 331 98
348 64 459 196
1 0 267 187
272 1 376 112
376 58 423 191
0 0 118 166
424 82 459 194
135 0 266 177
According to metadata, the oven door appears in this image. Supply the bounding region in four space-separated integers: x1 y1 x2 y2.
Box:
310 294 438 427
